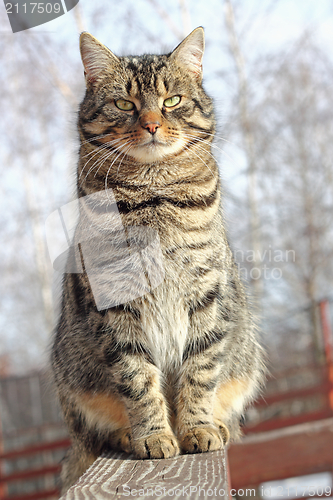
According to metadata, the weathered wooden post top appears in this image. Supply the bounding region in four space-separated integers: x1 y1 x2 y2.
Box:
60 450 229 499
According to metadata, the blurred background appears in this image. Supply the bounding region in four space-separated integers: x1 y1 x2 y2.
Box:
0 0 332 498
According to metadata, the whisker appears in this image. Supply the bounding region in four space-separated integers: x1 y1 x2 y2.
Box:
79 141 120 181
167 128 232 162
183 136 219 160
79 147 116 185
79 140 131 186
183 133 233 163
179 138 217 180
104 141 134 193
79 139 124 181
80 131 134 148
116 144 133 179
186 129 234 146
81 137 123 159
79 133 114 147
93 140 132 184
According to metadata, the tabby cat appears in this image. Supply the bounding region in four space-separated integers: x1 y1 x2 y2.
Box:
51 27 265 493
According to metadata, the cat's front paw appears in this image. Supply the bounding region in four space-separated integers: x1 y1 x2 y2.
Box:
180 425 229 453
133 432 180 459
109 428 133 454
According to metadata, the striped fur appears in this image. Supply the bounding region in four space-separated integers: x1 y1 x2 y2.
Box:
51 28 265 493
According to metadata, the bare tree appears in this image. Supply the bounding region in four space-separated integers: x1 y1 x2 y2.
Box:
1 0 332 376
224 0 263 303
252 39 333 368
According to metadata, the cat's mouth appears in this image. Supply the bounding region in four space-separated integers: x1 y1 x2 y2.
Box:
127 136 183 163
140 136 165 147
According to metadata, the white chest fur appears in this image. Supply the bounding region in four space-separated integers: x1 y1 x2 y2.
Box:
141 280 189 372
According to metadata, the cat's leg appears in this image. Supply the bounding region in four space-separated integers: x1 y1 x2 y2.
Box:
175 351 257 453
176 270 261 452
60 441 96 494
113 357 180 459
213 377 256 440
108 427 133 453
175 351 230 453
60 371 179 461
100 308 180 459
57 390 120 492
68 359 179 459
56 307 180 463
75 364 180 459
174 282 232 452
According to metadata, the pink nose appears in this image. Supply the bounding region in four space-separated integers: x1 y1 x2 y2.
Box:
143 121 161 135
140 112 162 135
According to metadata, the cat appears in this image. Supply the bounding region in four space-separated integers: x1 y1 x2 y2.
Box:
51 27 265 493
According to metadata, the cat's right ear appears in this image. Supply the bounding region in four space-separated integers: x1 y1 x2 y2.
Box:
170 27 205 80
79 33 120 86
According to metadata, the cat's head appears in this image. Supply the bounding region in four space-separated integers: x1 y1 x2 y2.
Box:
79 28 215 164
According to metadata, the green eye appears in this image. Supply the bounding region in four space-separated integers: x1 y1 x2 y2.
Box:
163 96 181 108
115 99 134 111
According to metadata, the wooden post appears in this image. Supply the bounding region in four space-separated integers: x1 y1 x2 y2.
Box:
320 300 333 365
320 300 333 413
60 450 229 499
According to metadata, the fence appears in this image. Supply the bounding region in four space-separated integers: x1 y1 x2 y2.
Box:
1 299 332 498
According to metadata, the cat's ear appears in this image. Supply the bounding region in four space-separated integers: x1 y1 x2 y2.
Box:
170 27 205 79
79 32 120 85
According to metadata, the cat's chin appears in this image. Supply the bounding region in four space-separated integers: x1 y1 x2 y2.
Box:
127 141 184 164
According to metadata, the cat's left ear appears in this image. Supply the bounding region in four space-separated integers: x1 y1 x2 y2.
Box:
79 32 120 86
170 27 205 80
